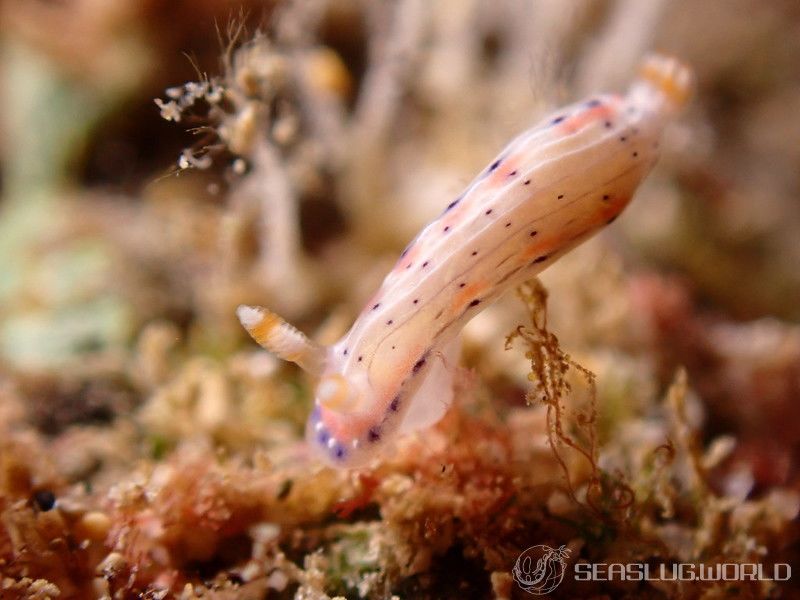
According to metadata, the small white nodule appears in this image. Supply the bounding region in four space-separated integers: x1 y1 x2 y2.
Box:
237 304 264 329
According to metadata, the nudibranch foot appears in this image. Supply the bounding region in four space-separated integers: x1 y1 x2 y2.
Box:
397 337 459 434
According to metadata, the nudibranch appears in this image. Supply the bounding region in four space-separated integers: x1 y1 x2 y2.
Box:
238 55 692 468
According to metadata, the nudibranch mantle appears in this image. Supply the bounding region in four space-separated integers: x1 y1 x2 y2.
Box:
239 55 692 468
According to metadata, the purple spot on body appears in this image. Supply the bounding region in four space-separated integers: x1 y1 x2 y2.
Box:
505 222 511 227
529 230 538 237
485 209 493 215
488 159 502 172
532 254 549 264
632 152 638 158
390 396 401 412
471 251 478 256
508 170 518 177
413 298 419 304
524 179 531 185
372 303 380 310
412 357 427 373
333 444 346 460
387 320 393 325
557 194 564 199
602 194 610 201
443 226 450 232
459 283 466 288
551 115 565 125
317 429 329 445
586 98 601 107
422 261 429 268
343 348 348 356
468 299 481 308
368 427 381 442
445 198 461 212
604 121 612 128
358 355 363 362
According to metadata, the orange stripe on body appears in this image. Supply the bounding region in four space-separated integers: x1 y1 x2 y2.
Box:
450 281 489 315
519 235 561 262
559 105 613 135
598 196 630 223
488 157 520 187
394 239 423 272
423 191 474 236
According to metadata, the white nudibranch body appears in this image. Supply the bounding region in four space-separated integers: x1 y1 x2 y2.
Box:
239 55 693 468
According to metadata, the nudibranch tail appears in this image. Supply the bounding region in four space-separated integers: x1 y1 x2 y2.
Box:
237 305 325 376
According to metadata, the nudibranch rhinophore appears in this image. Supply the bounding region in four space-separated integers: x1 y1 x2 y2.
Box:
238 54 692 468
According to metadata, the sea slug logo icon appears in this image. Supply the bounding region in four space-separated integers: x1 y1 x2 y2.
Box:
512 544 570 595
